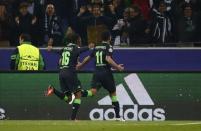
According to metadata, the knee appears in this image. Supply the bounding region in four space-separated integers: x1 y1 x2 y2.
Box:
66 95 72 103
110 91 116 97
91 88 97 96
74 91 82 98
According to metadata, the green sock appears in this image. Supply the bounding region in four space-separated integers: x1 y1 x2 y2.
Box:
71 99 81 120
73 98 81 104
63 95 68 102
111 95 118 102
111 96 120 118
81 90 93 97
87 90 93 97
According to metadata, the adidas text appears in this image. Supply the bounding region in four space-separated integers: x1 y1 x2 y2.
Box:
89 104 165 121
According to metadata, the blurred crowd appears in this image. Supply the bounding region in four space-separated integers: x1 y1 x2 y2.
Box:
0 0 201 47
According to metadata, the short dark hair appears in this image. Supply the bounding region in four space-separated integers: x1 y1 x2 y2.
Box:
182 3 193 11
155 0 166 9
101 30 111 41
20 33 31 41
19 2 29 9
92 4 101 9
66 33 80 44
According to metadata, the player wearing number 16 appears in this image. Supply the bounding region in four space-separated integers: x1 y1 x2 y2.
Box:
45 32 94 120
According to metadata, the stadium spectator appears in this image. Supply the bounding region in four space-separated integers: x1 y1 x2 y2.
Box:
104 0 125 19
112 7 130 46
27 0 43 18
182 0 201 12
86 3 93 13
73 5 92 46
124 0 132 7
151 0 182 25
10 33 45 70
128 5 151 46
7 0 25 16
176 3 200 43
71 0 88 14
103 1 117 18
152 0 173 10
43 3 63 47
46 0 87 33
26 0 44 46
14 2 38 46
131 0 151 20
91 0 104 4
0 3 12 47
76 4 117 44
149 1 175 44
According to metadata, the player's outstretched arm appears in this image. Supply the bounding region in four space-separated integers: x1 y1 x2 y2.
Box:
76 56 91 70
106 56 124 71
47 38 53 51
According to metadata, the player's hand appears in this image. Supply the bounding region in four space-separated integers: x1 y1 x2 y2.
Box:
15 17 19 24
117 64 124 71
47 38 53 51
66 27 73 35
32 16 37 25
145 28 150 34
76 62 82 70
47 38 53 48
47 45 53 51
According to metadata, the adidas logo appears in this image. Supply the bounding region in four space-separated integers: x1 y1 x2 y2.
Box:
89 73 166 121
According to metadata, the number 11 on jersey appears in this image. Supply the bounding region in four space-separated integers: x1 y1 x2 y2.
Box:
96 51 103 64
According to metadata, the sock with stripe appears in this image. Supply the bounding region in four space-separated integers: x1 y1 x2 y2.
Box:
111 95 120 118
71 99 81 120
81 90 93 97
53 88 68 102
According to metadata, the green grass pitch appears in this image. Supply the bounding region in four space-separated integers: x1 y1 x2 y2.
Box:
0 121 201 131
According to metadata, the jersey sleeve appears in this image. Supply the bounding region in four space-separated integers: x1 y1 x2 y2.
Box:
106 44 113 56
38 53 45 70
89 48 95 57
58 48 63 56
78 46 89 54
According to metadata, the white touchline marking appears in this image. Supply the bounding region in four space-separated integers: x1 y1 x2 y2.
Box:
1 121 201 126
169 122 201 126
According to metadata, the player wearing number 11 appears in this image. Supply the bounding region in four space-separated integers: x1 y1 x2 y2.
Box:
77 31 125 121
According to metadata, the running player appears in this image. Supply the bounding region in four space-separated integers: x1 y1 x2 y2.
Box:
45 32 93 120
77 30 125 121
